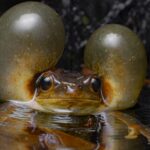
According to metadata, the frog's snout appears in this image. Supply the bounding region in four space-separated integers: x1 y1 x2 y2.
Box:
34 70 103 103
61 83 79 96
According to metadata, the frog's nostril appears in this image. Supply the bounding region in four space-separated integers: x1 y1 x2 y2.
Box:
66 86 76 94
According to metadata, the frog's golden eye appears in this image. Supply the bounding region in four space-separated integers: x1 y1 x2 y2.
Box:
91 77 101 93
36 75 53 91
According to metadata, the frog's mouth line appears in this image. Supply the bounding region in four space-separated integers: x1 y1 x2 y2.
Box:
9 98 101 105
37 98 101 109
9 97 107 115
36 97 101 101
41 97 107 114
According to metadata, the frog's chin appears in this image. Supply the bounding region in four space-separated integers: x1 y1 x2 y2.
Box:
9 98 108 115
9 99 78 114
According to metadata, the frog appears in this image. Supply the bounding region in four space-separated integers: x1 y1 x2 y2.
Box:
3 21 149 142
0 2 149 147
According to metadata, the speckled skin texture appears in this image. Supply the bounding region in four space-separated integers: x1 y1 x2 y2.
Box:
0 0 150 74
0 2 65 100
84 24 147 110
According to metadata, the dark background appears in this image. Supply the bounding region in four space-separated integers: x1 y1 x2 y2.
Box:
0 0 150 77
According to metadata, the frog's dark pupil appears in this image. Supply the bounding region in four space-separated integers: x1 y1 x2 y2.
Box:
91 77 101 92
40 76 52 90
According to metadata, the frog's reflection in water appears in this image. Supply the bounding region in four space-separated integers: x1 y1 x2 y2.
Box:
0 102 149 150
100 112 149 150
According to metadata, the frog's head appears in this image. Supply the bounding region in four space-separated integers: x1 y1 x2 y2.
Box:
32 69 107 115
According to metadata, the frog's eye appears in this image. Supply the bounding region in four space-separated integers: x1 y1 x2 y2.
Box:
90 77 101 93
36 75 53 91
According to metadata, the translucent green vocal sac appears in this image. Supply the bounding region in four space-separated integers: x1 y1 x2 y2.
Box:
0 2 65 100
84 24 147 111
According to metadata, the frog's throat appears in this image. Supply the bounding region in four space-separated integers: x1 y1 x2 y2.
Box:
9 89 108 115
35 99 108 115
10 98 108 115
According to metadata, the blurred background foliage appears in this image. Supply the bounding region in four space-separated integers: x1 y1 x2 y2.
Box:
0 0 149 78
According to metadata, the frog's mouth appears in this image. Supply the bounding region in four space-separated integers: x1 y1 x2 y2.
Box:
10 97 107 115
35 96 108 115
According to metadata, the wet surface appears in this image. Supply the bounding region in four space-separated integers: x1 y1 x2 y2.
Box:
0 93 150 150
0 102 98 149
